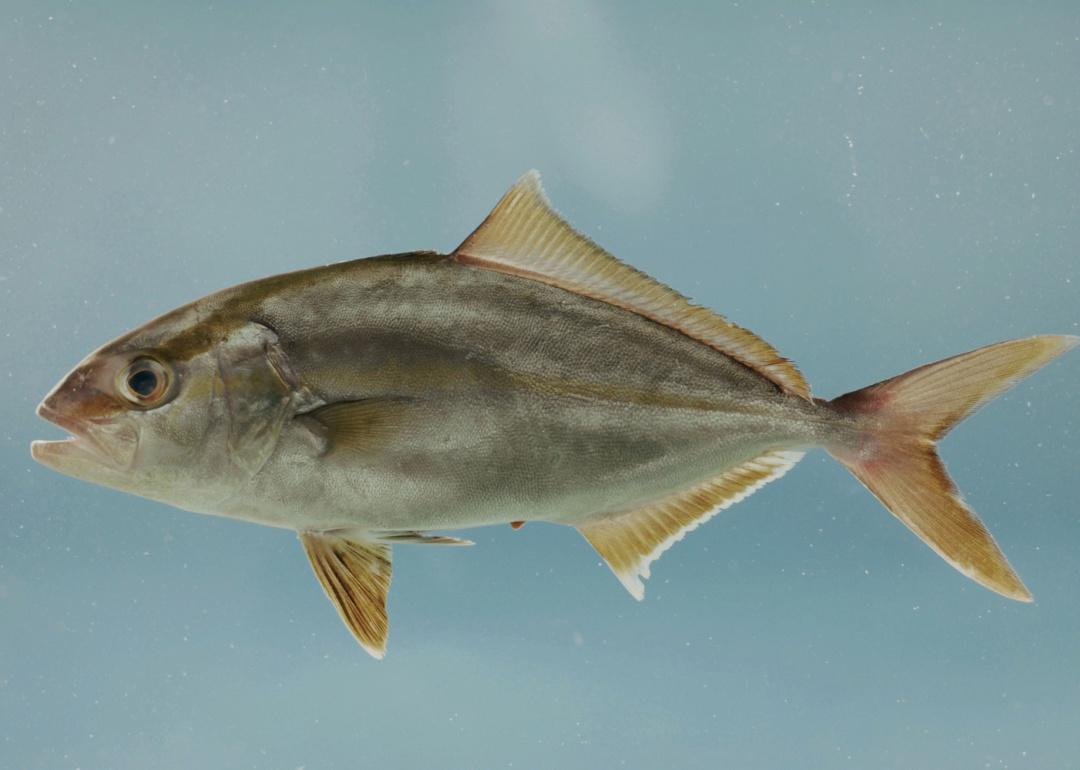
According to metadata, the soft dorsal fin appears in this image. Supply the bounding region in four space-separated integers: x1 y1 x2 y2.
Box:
578 449 804 599
300 532 392 659
453 171 811 400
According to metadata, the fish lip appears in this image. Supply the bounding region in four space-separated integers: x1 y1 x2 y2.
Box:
32 400 122 469
36 400 86 435
30 435 77 465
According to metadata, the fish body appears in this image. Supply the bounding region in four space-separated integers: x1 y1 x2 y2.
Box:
198 253 824 533
33 171 1077 658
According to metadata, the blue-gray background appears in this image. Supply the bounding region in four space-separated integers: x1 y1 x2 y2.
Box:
2 2 1079 768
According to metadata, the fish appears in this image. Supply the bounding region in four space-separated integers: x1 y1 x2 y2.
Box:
32 171 1077 658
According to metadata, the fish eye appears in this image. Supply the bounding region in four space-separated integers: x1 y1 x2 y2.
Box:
118 358 173 407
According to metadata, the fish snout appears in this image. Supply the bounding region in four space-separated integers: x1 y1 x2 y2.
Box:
38 362 121 423
33 366 136 471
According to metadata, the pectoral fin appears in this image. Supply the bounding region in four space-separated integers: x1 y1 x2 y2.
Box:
578 450 804 600
305 397 416 457
300 532 392 659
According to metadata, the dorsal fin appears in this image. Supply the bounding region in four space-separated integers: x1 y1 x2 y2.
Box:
578 449 804 599
453 171 811 400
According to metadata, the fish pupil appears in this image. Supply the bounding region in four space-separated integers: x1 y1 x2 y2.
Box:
128 369 159 397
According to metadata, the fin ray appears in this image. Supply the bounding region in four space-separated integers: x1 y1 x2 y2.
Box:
306 397 416 456
453 171 811 400
578 449 804 599
829 335 1079 601
300 532 392 658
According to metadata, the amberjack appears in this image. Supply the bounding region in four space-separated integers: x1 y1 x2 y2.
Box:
33 171 1077 657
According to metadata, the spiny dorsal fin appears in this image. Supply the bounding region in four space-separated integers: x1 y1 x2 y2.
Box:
453 171 811 400
578 449 804 599
300 532 392 659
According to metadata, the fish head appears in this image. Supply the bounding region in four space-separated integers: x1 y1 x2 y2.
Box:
32 304 300 513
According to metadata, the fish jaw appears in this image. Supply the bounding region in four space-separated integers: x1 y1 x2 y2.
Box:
31 399 139 481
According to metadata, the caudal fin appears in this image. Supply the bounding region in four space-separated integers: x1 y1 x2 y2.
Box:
827 335 1078 601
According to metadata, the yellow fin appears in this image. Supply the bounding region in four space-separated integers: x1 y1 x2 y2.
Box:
307 397 415 456
841 444 1031 601
829 335 1080 601
300 532 392 659
578 449 804 599
453 170 811 400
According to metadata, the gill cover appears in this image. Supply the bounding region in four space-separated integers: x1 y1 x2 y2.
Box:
216 322 304 476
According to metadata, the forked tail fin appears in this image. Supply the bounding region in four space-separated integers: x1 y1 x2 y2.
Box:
827 335 1078 601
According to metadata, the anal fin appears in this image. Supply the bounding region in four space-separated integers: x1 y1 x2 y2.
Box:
578 450 804 600
300 532 392 659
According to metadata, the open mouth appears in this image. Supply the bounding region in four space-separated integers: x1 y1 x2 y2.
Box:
31 402 122 470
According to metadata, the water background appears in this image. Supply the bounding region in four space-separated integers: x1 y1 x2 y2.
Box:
3 2 1079 768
